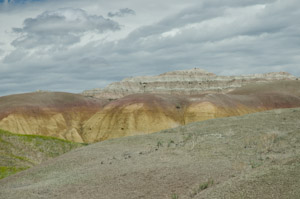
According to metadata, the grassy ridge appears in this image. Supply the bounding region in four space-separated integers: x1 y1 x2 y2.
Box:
0 129 85 179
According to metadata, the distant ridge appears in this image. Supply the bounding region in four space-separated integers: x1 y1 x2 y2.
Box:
82 68 297 99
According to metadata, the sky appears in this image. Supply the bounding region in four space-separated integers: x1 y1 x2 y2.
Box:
0 0 299 96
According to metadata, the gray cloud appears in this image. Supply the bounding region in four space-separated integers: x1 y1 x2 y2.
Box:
103 0 300 74
108 8 136 18
11 8 120 48
0 0 300 96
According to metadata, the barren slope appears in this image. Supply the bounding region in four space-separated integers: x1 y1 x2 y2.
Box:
1 108 299 199
0 92 108 142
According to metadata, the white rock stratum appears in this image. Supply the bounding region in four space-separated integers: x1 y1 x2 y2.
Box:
82 68 297 99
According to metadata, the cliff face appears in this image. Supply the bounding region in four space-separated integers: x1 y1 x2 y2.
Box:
0 92 108 142
82 68 297 99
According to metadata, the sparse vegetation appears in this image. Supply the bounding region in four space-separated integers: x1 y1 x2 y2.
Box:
0 166 29 180
199 179 214 190
157 140 163 148
0 128 84 179
171 193 179 199
189 179 214 198
249 160 263 169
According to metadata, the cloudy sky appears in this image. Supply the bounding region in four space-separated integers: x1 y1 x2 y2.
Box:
0 0 299 96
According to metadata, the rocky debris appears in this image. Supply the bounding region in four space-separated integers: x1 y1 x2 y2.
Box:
82 68 297 99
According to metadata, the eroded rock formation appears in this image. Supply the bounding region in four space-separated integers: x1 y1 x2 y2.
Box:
82 68 297 99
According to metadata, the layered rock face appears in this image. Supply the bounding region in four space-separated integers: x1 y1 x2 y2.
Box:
0 92 108 142
82 68 297 99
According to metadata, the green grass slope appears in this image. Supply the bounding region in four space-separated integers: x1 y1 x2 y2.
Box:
0 108 300 199
0 129 84 179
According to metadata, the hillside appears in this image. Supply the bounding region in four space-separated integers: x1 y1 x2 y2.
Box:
0 129 84 179
0 92 108 142
1 108 300 198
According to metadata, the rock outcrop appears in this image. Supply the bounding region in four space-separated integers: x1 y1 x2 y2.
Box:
82 68 297 99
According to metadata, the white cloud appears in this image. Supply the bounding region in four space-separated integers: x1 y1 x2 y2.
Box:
108 8 136 18
11 8 120 48
161 28 181 38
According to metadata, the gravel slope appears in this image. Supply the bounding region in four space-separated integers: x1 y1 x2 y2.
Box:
1 108 300 199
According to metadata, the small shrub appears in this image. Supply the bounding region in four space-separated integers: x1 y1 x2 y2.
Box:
199 179 214 190
250 160 263 169
157 141 163 148
171 193 179 199
189 179 214 197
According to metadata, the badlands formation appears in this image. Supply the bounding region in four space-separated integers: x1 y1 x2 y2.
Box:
0 69 300 142
0 92 107 143
82 68 297 99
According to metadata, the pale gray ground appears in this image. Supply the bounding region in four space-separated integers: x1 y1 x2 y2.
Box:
1 108 300 199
